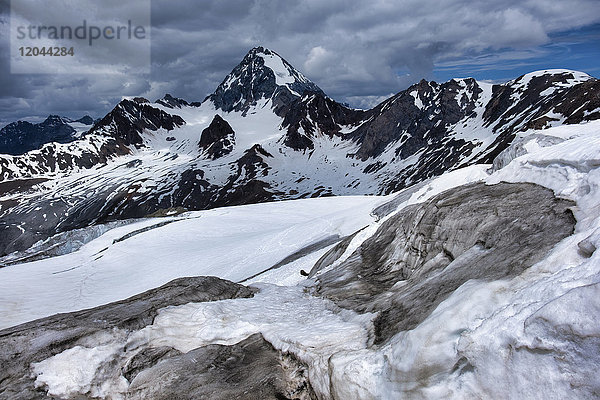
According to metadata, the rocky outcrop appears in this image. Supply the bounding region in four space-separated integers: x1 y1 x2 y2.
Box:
89 98 186 148
0 277 257 399
282 92 366 151
344 71 599 193
311 182 576 344
127 334 310 400
199 115 235 159
211 144 280 206
351 78 482 161
155 93 190 109
483 71 599 131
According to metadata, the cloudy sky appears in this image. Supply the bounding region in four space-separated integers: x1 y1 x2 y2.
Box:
1 0 599 126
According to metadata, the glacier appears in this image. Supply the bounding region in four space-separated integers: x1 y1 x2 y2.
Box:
1 120 599 399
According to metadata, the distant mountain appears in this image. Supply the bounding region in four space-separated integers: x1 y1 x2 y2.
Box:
155 94 192 109
0 46 598 256
207 46 324 115
0 115 96 155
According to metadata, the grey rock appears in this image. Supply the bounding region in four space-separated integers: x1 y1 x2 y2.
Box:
199 114 236 159
312 182 576 344
578 238 597 258
0 276 256 400
370 178 431 219
122 346 183 382
308 230 364 278
127 333 315 400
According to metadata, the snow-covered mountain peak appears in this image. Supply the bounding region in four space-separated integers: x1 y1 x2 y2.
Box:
206 46 323 115
510 69 594 92
250 47 312 90
88 97 185 148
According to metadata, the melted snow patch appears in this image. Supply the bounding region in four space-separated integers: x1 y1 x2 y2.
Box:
33 342 128 399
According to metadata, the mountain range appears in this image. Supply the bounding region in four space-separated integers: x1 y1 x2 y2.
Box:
0 46 598 258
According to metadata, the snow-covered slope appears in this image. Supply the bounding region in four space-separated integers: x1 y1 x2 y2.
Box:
0 195 384 329
316 119 600 399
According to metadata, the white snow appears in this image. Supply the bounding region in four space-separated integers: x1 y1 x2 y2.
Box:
260 53 296 85
258 51 310 96
33 342 129 399
0 195 383 329
512 69 592 93
410 90 424 109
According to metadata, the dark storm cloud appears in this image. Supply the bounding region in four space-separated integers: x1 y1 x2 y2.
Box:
2 0 600 124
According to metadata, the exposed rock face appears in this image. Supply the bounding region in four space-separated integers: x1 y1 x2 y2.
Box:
212 144 281 206
342 71 599 193
351 78 482 161
89 98 186 148
206 46 324 116
476 71 600 164
126 334 301 400
0 277 257 399
281 92 366 151
311 182 576 343
483 71 600 130
199 115 236 159
0 115 77 155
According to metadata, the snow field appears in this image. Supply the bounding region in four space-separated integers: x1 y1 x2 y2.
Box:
0 195 383 329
